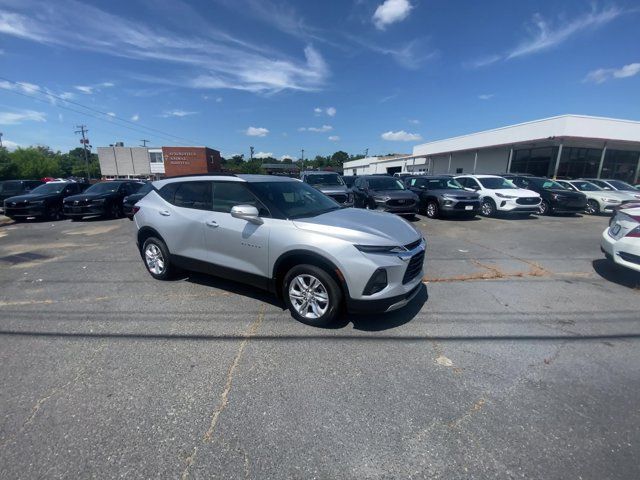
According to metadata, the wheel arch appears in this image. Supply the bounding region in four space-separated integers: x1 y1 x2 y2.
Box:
272 250 350 301
137 226 167 254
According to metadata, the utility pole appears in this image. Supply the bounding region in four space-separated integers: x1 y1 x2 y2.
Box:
0 132 3 148
140 139 150 147
301 148 305 172
75 125 91 181
364 148 368 158
250 146 254 160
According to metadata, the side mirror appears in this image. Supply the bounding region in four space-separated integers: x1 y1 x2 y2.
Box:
231 205 263 225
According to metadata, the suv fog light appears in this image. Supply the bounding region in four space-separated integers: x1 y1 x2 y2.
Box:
363 268 388 295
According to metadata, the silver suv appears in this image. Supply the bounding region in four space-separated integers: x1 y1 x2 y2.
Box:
134 174 425 326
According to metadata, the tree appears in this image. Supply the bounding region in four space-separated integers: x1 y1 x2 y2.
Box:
330 151 349 168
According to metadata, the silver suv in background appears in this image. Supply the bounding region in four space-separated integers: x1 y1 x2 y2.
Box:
134 174 425 327
300 171 354 207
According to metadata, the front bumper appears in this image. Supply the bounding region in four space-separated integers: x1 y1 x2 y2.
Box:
374 200 418 214
495 197 541 212
601 228 640 273
63 204 107 217
4 205 46 218
441 200 481 214
347 282 423 313
549 200 587 213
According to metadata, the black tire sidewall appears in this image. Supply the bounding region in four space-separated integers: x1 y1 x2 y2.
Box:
540 200 551 215
283 264 342 327
142 237 173 280
587 200 599 215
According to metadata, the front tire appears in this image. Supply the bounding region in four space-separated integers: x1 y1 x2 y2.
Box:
142 237 174 280
481 198 496 217
539 200 552 216
46 204 62 221
425 201 439 219
585 199 600 215
108 202 121 219
283 264 342 327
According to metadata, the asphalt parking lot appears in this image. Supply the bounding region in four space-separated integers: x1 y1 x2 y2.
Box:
1 212 639 479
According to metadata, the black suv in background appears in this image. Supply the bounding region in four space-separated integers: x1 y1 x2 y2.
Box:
342 176 356 188
123 182 154 219
63 180 143 220
505 175 587 215
405 176 480 218
353 175 418 216
4 181 89 220
300 171 354 207
0 180 44 212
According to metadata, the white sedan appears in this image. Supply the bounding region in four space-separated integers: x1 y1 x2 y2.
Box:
557 180 636 215
601 206 640 273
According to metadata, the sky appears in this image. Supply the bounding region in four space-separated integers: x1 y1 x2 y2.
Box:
0 0 638 159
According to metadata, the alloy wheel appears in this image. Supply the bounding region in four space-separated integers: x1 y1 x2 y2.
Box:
481 201 493 216
585 200 598 215
145 243 166 275
426 202 437 218
288 274 329 319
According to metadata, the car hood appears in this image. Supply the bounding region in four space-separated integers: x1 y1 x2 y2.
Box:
64 192 115 202
583 190 635 201
546 189 585 198
371 189 416 199
429 189 479 198
292 207 421 246
4 193 59 203
312 185 349 195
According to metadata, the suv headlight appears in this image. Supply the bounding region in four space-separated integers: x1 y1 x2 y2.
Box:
495 193 517 199
355 245 406 254
602 197 619 203
374 195 391 202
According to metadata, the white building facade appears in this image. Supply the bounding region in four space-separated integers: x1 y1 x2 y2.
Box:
344 115 640 183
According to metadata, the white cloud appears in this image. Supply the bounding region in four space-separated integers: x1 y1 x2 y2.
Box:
408 119 420 124
59 91 74 100
161 109 197 118
131 113 140 121
314 107 323 114
2 139 20 151
280 155 294 160
0 0 329 94
254 151 273 159
326 106 336 117
328 135 340 141
373 0 413 30
478 94 494 100
106 112 116 117
299 125 333 133
585 62 640 83
346 34 436 70
58 113 64 122
215 97 223 102
74 82 115 95
0 109 46 125
74 85 94 94
245 126 269 137
381 130 422 142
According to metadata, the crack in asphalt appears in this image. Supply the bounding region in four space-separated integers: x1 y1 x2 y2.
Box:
180 304 265 480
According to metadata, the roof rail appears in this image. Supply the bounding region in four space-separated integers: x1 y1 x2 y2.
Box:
161 172 238 180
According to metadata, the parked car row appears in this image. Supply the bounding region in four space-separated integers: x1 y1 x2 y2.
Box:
1 180 147 221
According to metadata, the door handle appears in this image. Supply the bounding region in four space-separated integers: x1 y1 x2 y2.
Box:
159 210 171 216
205 220 219 228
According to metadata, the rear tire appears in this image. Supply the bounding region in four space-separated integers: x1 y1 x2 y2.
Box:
108 202 121 219
142 237 174 280
283 264 342 327
47 205 62 221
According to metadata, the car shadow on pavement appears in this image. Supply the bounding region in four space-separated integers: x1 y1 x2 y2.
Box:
592 259 640 289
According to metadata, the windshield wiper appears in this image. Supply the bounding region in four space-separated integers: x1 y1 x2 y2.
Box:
290 206 341 219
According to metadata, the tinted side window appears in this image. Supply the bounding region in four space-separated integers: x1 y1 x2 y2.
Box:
213 182 269 216
456 178 467 187
3 181 21 193
174 182 212 210
159 183 180 203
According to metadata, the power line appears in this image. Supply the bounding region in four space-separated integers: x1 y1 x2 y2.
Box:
0 76 205 146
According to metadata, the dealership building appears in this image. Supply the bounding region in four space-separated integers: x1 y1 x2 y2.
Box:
344 115 640 183
97 145 222 179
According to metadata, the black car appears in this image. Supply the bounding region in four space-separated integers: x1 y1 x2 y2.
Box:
63 181 144 220
4 182 89 220
405 175 480 218
123 182 154 220
505 175 587 215
300 171 354 207
352 175 418 216
0 180 44 212
342 176 357 188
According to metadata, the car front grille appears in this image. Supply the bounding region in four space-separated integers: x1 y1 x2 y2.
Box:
388 198 415 207
516 197 540 205
402 250 425 284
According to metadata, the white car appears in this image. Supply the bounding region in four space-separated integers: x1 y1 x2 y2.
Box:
601 206 640 273
454 175 541 217
583 178 640 200
556 180 636 215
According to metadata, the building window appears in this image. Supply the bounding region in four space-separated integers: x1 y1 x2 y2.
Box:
511 147 558 177
601 149 639 183
149 152 163 163
557 147 601 179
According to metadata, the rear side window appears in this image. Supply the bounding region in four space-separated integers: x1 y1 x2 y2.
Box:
213 182 269 216
2 181 21 194
173 182 212 210
159 183 180 203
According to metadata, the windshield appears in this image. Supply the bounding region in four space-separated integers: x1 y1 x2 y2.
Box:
608 180 635 190
305 174 344 187
136 183 154 195
531 178 566 189
478 177 515 189
85 182 121 194
249 181 340 219
367 177 406 191
30 183 68 194
570 181 602 192
413 178 463 190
